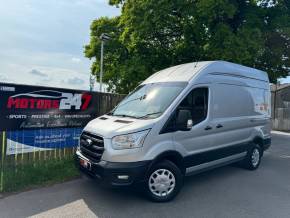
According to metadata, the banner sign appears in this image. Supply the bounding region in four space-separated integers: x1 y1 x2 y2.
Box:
6 128 82 155
0 83 99 131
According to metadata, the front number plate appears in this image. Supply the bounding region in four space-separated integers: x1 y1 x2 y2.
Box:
80 158 91 170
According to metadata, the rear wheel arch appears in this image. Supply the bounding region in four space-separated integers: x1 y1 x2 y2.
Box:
241 143 262 170
253 136 264 154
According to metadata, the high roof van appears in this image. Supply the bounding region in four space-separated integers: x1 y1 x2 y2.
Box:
76 61 271 202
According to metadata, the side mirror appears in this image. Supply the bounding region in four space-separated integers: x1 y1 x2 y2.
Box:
176 109 193 131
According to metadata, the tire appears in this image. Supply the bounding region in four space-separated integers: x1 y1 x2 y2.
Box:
242 144 262 170
144 160 184 202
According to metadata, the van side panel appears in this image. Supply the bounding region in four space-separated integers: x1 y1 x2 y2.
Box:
208 74 271 150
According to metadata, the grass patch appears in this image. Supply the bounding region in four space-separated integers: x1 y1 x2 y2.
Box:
1 157 80 193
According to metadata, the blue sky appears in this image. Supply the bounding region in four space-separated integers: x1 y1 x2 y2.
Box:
0 0 120 90
0 0 289 90
279 76 290 84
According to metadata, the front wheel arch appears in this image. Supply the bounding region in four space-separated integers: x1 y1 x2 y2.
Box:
146 151 185 176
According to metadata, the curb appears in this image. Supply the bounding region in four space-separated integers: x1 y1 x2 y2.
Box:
271 131 290 136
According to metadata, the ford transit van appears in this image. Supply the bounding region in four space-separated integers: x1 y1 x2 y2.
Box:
76 61 271 202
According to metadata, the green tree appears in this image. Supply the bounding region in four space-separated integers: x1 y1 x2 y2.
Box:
85 0 290 93
255 0 290 83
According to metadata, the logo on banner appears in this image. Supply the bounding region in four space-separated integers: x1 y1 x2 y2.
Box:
6 90 92 110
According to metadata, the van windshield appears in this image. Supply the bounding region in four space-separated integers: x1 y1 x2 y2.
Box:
111 82 187 119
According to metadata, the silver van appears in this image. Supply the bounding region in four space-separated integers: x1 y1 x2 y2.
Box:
76 61 271 202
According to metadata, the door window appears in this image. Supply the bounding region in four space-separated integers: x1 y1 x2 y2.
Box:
160 87 209 134
178 87 209 125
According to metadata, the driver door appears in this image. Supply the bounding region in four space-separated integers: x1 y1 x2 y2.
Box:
173 86 213 168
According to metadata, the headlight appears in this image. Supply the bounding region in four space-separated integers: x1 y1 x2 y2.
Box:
112 129 150 150
77 138 81 151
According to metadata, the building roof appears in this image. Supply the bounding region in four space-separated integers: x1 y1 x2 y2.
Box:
271 83 290 92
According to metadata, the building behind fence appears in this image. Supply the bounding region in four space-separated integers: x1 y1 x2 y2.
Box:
271 84 290 132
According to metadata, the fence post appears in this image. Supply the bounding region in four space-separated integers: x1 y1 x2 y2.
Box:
0 131 6 192
273 85 277 120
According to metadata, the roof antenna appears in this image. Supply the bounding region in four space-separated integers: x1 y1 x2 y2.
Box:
194 53 201 68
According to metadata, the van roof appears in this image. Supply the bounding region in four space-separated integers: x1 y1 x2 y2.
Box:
142 61 269 84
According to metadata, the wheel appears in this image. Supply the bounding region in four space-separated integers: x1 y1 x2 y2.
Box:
243 144 262 170
144 160 183 202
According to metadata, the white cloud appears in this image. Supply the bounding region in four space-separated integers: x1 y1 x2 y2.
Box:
71 57 81 63
29 69 47 77
280 76 290 84
0 0 120 91
0 74 12 83
67 77 85 85
0 65 87 90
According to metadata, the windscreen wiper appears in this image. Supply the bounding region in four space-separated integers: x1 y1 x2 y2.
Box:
114 114 139 119
138 112 162 119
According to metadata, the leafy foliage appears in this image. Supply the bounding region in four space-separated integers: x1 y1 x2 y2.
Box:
85 0 290 93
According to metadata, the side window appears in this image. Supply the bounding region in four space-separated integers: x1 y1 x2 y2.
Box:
178 87 209 125
160 87 209 134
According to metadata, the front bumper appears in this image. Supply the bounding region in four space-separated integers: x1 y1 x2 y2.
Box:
75 150 151 186
263 137 271 151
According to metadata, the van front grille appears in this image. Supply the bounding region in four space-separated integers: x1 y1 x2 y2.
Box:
80 131 104 163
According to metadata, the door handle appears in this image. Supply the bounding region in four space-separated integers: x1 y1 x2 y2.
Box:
216 124 223 128
204 126 212 130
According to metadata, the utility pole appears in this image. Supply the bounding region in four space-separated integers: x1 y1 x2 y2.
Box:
99 33 111 92
89 73 95 92
100 40 104 92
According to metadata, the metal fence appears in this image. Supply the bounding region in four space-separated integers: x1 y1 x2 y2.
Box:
0 89 123 192
271 84 290 132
